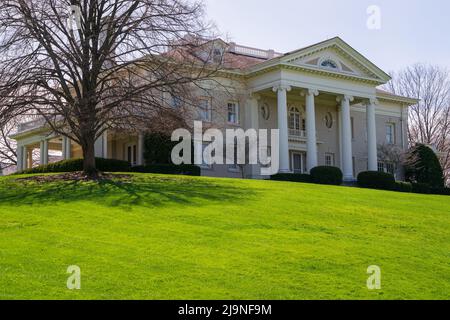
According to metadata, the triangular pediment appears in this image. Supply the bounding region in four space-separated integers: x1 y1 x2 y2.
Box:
280 37 391 83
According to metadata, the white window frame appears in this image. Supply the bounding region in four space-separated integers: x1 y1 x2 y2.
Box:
386 123 395 145
325 153 335 167
227 101 239 124
288 106 301 131
291 151 306 174
198 98 212 122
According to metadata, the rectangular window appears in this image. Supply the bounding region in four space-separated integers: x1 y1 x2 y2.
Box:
292 153 302 174
325 153 335 167
386 123 395 144
227 102 239 124
378 161 395 175
198 98 211 122
386 162 395 175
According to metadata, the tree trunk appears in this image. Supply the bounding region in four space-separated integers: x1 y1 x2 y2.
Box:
81 134 98 178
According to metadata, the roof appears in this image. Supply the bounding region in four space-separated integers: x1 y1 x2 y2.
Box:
376 88 419 105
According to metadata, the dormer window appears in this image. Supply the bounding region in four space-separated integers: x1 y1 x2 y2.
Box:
320 59 338 69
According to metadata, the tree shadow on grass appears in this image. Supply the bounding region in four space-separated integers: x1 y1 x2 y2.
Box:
0 175 256 209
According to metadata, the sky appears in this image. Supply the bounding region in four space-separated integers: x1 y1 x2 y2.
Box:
203 0 450 73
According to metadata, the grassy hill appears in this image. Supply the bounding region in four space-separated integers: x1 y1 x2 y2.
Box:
0 173 449 300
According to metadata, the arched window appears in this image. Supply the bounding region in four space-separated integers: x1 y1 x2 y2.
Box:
288 106 301 131
320 59 338 69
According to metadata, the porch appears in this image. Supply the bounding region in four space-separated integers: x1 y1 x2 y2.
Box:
14 129 145 171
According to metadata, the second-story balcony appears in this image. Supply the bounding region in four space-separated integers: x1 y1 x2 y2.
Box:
289 129 307 140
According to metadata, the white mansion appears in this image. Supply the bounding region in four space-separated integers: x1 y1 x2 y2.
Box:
11 37 417 181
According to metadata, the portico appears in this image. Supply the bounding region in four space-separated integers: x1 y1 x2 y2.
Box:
255 84 379 181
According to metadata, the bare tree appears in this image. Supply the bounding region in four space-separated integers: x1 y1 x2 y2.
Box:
384 63 450 185
0 120 18 170
0 0 222 177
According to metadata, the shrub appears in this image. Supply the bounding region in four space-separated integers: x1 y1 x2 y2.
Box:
357 171 396 191
271 173 311 183
405 144 445 188
131 164 201 176
394 182 413 193
430 187 450 196
143 132 178 165
18 158 130 174
310 166 343 185
411 183 431 194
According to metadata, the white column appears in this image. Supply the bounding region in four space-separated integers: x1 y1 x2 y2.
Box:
16 145 24 172
22 146 28 170
137 132 144 166
367 99 378 171
43 140 49 165
27 148 33 169
305 89 319 172
338 95 354 181
102 131 108 159
273 85 291 173
62 137 71 160
40 141 45 165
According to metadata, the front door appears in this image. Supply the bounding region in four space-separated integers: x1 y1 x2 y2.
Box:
291 152 306 174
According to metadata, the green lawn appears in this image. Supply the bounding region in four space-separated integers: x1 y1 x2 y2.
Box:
0 173 449 300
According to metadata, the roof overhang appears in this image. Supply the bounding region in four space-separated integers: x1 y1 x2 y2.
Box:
376 90 419 106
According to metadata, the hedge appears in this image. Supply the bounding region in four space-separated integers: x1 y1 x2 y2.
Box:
310 166 343 185
357 171 396 191
394 182 413 193
131 164 201 176
271 173 311 183
411 183 431 194
18 158 130 174
430 187 450 196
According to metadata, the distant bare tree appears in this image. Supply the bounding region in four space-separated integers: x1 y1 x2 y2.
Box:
0 120 17 170
384 63 450 185
0 0 222 177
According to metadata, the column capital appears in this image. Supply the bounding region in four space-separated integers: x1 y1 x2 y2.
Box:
300 88 319 97
336 95 354 103
247 91 262 101
272 85 292 93
366 97 379 106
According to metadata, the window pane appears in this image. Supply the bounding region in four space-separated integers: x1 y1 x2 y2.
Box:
199 99 210 121
227 102 238 123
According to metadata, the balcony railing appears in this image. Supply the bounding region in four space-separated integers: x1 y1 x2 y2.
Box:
228 43 283 60
289 129 307 139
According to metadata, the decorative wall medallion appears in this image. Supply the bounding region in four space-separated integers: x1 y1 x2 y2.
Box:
261 103 270 120
325 112 333 129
